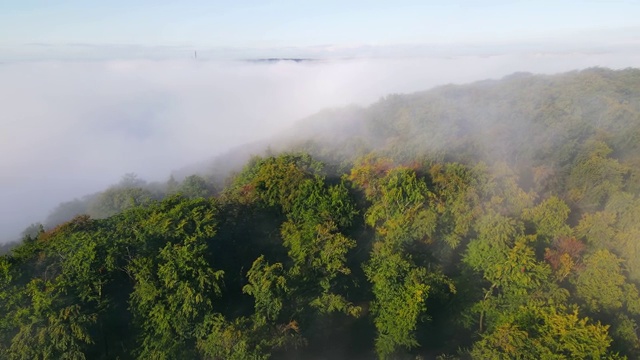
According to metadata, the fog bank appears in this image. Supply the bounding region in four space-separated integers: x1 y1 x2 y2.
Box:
2 50 640 242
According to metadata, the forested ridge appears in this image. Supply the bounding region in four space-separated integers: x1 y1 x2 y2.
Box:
2 67 640 359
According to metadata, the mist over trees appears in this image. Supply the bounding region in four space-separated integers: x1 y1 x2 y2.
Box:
4 54 640 243
2 67 640 359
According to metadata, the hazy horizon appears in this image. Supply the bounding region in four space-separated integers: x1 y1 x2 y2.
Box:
2 1 640 242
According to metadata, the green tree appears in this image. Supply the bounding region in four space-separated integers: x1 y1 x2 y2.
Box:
470 304 619 359
125 197 222 359
179 174 214 199
567 141 627 211
573 249 640 314
522 196 572 242
349 161 452 358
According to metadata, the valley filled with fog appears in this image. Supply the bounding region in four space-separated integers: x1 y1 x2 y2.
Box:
3 49 640 242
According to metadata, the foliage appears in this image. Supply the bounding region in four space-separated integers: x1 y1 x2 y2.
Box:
470 304 619 359
6 68 640 358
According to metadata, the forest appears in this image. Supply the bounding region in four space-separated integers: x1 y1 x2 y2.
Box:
2 67 640 359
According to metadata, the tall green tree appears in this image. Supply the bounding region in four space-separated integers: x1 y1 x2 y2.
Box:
350 159 453 358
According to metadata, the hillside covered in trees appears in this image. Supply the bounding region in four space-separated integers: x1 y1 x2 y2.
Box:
2 67 640 359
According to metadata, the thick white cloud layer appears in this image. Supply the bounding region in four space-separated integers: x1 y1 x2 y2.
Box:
2 50 640 241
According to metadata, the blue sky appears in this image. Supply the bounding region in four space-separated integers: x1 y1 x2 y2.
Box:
1 0 638 51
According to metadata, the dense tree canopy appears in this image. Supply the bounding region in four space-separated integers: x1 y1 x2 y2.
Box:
4 68 640 358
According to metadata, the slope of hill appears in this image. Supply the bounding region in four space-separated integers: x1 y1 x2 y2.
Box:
3 67 640 359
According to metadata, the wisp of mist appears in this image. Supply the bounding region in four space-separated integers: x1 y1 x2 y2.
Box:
1 49 639 242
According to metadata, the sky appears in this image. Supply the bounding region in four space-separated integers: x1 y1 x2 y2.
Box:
1 1 639 60
1 1 640 242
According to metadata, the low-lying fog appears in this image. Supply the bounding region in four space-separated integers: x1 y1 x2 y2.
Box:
2 49 640 242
